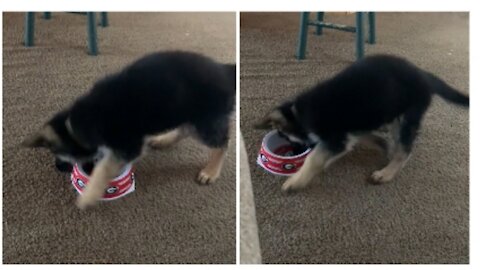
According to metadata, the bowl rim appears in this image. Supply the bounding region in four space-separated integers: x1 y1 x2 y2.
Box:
75 163 133 181
261 130 311 160
71 173 136 201
256 155 297 176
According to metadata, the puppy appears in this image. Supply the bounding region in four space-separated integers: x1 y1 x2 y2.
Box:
22 51 236 209
256 55 468 192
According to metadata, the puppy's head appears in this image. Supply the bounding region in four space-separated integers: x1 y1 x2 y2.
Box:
254 102 309 145
21 110 97 165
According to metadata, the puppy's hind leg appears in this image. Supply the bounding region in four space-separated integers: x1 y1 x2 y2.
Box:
76 150 126 209
368 144 410 184
368 107 426 184
193 116 230 185
197 147 227 184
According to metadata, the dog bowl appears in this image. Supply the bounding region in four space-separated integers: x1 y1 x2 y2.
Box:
257 130 312 176
71 163 135 201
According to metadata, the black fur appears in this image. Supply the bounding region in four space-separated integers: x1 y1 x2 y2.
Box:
55 158 73 172
46 51 235 164
49 110 97 160
267 54 468 156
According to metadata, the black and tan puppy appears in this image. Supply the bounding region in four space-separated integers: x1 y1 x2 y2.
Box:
256 55 468 192
22 51 236 209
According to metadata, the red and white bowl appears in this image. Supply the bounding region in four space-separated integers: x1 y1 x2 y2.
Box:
71 163 135 201
257 131 311 176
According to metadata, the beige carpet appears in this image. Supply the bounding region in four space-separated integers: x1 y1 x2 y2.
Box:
240 12 469 263
3 12 236 264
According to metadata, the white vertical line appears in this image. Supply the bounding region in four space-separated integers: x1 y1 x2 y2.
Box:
235 9 241 266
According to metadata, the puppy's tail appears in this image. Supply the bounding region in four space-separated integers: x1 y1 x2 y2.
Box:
424 71 469 106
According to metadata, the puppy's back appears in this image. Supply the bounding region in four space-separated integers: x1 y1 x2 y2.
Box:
295 55 432 133
69 51 235 146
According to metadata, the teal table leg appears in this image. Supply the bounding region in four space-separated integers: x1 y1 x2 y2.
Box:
315 12 324 35
296 12 310 60
24 12 35 47
355 12 364 60
43 12 51 20
100 12 109 27
368 12 376 44
86 12 98 55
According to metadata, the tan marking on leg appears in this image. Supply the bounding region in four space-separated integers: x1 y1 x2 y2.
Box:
42 125 61 142
282 136 357 192
197 148 227 184
282 145 331 192
21 125 61 148
147 128 185 149
359 133 388 152
324 151 349 169
324 135 358 169
76 153 125 209
370 146 410 184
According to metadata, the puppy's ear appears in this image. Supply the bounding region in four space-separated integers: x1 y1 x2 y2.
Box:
254 109 286 130
21 125 59 148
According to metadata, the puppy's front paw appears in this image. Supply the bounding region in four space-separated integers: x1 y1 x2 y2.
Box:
368 170 394 185
281 175 308 193
75 190 102 209
76 196 95 210
196 169 219 185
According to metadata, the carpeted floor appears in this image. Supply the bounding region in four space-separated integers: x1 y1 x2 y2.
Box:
3 12 236 264
240 12 469 264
